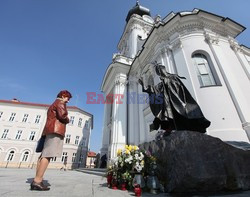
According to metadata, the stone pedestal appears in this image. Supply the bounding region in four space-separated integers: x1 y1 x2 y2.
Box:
139 130 250 193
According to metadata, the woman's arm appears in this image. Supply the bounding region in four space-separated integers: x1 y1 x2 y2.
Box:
56 103 69 124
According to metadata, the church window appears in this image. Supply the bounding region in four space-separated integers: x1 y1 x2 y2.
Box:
192 53 220 87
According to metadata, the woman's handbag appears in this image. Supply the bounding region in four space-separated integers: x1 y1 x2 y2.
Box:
36 135 46 153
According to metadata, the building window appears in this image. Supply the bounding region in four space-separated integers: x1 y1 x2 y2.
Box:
29 131 36 141
22 114 29 122
79 153 84 163
72 153 77 163
1 129 9 139
21 151 29 162
192 53 220 87
15 130 22 140
61 152 68 162
0 112 3 119
9 113 16 122
65 134 71 144
51 157 57 162
78 118 82 127
81 138 86 147
84 120 89 129
69 116 75 125
35 115 41 124
75 136 80 145
6 150 15 161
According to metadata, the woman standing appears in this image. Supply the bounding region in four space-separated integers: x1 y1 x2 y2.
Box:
31 90 72 191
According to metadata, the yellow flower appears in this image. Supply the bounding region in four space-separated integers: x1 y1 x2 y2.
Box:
125 145 129 149
134 145 139 150
150 156 156 161
125 149 130 154
128 145 132 151
117 149 122 156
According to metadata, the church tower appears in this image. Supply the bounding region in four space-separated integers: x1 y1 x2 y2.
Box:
100 2 154 159
118 1 153 58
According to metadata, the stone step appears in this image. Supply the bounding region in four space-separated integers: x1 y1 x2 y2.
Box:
75 168 106 176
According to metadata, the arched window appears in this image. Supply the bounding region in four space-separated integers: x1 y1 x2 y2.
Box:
6 150 15 161
192 53 220 87
21 151 29 162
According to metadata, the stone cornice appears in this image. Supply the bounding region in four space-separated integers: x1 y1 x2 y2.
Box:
142 10 244 57
228 37 242 52
114 74 127 86
112 53 133 65
204 31 219 45
241 46 250 56
101 61 130 93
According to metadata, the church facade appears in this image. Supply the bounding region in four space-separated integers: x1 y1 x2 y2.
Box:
100 3 250 159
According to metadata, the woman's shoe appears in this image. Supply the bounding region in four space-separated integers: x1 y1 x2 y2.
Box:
30 181 50 191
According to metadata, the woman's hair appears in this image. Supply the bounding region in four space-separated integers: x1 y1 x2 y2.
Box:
57 90 72 99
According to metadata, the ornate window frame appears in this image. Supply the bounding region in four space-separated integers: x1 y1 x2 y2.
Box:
192 51 221 87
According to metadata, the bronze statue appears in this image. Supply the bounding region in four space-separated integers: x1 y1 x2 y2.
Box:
139 63 210 134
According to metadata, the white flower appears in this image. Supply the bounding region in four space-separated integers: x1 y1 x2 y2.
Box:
140 152 144 158
135 165 142 172
125 155 133 163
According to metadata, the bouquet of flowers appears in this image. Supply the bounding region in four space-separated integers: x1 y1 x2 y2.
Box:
107 145 146 188
107 145 157 190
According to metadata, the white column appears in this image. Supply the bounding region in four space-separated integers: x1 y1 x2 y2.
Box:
100 102 109 156
137 82 146 144
229 38 250 80
129 29 137 58
127 75 140 145
110 74 127 159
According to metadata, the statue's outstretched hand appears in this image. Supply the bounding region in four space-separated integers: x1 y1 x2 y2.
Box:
138 78 143 86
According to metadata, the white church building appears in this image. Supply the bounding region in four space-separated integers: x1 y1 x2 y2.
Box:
100 2 250 159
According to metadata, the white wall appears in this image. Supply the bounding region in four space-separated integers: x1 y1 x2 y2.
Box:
0 101 92 169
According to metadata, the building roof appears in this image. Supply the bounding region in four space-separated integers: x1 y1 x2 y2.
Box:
87 151 96 157
126 1 151 23
0 99 94 129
